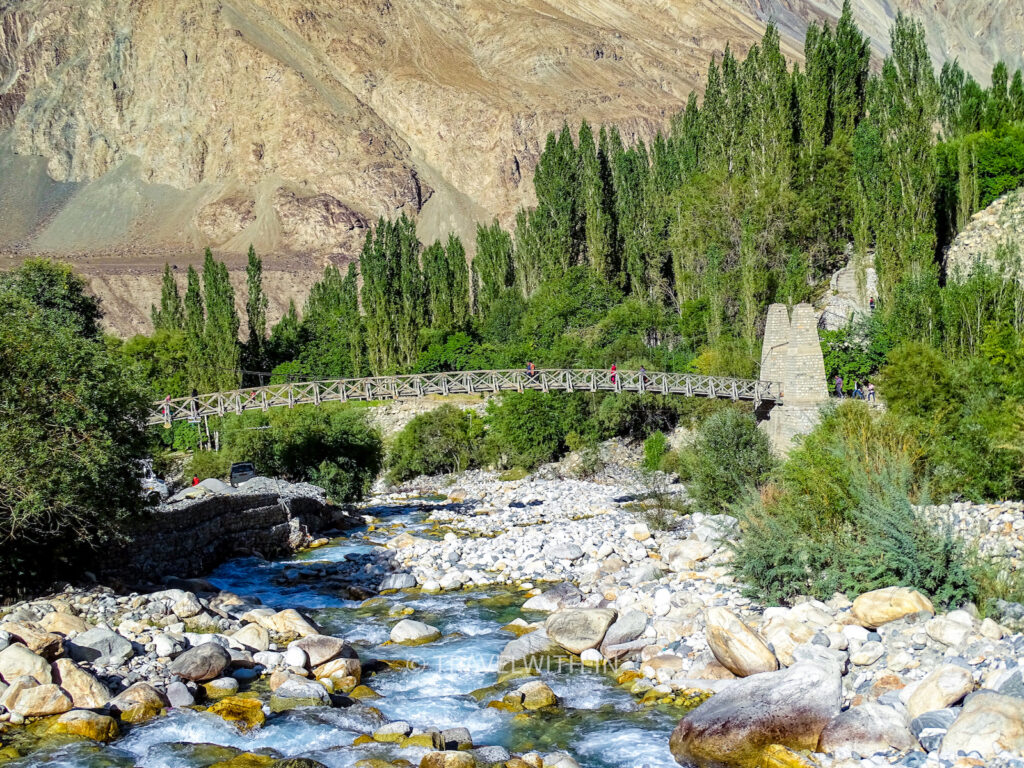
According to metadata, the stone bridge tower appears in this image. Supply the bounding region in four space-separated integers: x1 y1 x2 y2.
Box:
758 303 828 453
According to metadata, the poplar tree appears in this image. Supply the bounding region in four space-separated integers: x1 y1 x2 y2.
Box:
202 249 241 390
985 62 1011 129
578 120 615 277
183 265 205 389
1010 70 1024 121
423 241 451 329
245 245 268 374
445 233 470 329
151 264 183 332
360 220 396 374
300 264 362 377
472 220 515 317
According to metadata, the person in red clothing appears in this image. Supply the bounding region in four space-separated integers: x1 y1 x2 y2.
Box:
610 363 617 385
192 475 200 486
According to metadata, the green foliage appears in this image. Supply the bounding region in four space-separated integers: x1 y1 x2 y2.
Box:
0 259 103 339
684 408 775 513
387 405 484 483
152 264 184 332
0 288 148 591
484 391 582 470
730 403 976 607
116 330 192 398
642 430 669 470
879 342 955 419
223 406 383 503
820 313 893 392
202 249 241 391
187 450 231 482
245 246 269 375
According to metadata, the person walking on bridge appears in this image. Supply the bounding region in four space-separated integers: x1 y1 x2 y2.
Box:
610 363 617 386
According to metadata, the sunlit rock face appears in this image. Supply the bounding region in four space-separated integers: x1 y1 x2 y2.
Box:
1 0 1020 334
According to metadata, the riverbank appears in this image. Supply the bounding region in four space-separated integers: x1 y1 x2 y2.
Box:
0 470 1023 767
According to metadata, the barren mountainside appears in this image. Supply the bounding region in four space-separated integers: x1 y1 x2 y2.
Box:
1 0 1021 334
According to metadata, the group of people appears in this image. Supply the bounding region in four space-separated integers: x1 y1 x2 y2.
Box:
525 362 643 387
833 374 875 401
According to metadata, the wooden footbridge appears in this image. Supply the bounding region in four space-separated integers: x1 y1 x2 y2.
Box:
150 369 782 427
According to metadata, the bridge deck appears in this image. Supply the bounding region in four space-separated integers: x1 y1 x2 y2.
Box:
150 369 781 426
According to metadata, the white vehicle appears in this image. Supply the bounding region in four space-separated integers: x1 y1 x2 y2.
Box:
138 460 170 505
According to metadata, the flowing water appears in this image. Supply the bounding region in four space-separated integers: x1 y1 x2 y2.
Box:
10 500 681 768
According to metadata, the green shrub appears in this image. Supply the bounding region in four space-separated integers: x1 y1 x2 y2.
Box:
224 405 383 503
0 288 148 593
642 431 669 470
188 451 231 482
729 403 976 607
685 408 775 513
879 342 956 418
484 391 566 470
596 393 682 439
387 405 484 483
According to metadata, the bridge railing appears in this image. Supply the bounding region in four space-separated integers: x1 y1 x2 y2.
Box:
150 369 781 426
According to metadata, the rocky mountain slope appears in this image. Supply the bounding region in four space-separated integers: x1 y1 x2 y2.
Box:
1 0 1022 334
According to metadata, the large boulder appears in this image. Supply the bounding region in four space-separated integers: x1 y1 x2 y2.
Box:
169 642 232 682
390 619 442 646
52 659 110 709
545 609 616 655
379 573 418 592
0 643 51 685
233 623 271 652
39 612 90 637
940 691 1024 758
705 608 778 677
108 682 169 723
669 660 841 768
497 629 562 672
10 683 73 717
818 702 918 754
906 664 973 719
851 587 933 628
521 583 585 613
269 677 331 712
292 635 353 668
600 609 649 659
420 752 476 768
261 609 319 638
0 622 64 659
517 680 558 710
49 710 120 742
67 628 134 667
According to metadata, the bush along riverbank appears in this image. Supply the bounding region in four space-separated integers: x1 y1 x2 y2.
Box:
1 463 1023 768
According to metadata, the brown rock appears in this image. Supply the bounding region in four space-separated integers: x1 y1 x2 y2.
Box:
0 644 52 685
49 709 120 742
313 657 361 683
940 691 1024 759
705 608 778 677
11 683 73 717
260 610 319 639
851 587 933 629
818 702 918 754
0 623 64 660
544 609 617 655
907 665 973 719
420 751 476 768
108 682 169 723
39 612 90 637
292 635 353 667
52 658 110 709
232 623 271 652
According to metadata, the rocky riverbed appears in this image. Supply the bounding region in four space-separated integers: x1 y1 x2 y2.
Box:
1 470 1023 768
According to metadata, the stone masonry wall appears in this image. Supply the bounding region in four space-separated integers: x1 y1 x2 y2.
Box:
759 302 829 454
102 493 353 586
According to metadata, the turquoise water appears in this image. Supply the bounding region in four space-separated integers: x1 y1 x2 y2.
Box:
9 501 680 768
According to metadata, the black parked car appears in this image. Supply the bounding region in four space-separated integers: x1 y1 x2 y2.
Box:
229 462 256 487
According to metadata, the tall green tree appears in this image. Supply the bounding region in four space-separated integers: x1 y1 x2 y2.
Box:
472 220 515 317
201 249 241 391
244 245 268 375
151 264 183 332
578 120 616 277
0 259 103 339
183 265 205 389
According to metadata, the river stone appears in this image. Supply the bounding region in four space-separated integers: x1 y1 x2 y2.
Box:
906 664 973 718
521 583 584 613
260 609 319 638
517 680 558 710
270 760 329 768
851 587 934 628
925 614 972 648
292 635 352 667
0 643 51 685
420 752 476 768
441 727 473 750
313 656 361 683
0 622 64 659
203 677 240 698
498 629 561 672
169 642 232 682
269 678 331 712
705 607 778 677
109 682 169 723
284 644 308 669
600 610 648 659
166 681 195 707
390 619 441 645
818 702 918 754
379 573 418 592
11 683 73 717
664 539 717 571
374 720 413 742
39 612 90 637
233 623 271 652
67 627 134 666
850 641 885 666
0 676 36 712
49 709 120 742
52 658 110 708
669 660 841 768
760 616 815 667
544 609 616 655
544 753 580 768
544 543 584 561
939 691 1024 758
208 695 267 730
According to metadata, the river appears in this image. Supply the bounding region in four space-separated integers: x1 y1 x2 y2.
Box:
13 496 682 768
